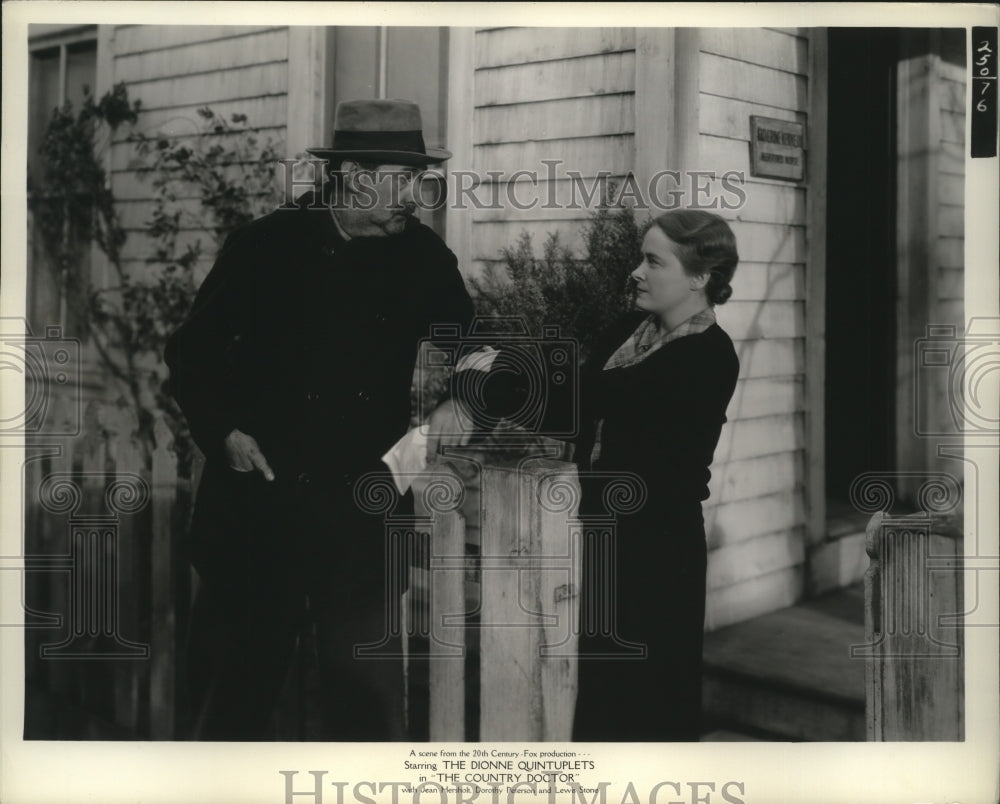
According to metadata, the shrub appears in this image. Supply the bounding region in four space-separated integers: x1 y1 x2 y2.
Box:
414 196 646 427
468 198 644 361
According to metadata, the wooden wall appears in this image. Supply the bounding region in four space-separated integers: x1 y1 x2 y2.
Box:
107 25 290 286
935 60 966 360
468 27 636 277
458 27 814 631
894 54 968 494
925 58 966 473
696 28 811 629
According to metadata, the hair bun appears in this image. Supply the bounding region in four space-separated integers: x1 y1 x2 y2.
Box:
712 283 733 305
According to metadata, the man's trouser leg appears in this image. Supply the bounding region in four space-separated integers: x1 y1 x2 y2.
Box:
308 585 406 741
185 570 305 741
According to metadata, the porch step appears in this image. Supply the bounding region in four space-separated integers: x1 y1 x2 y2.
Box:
702 584 867 741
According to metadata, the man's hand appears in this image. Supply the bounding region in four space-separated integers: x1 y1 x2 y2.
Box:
424 398 476 463
224 429 275 481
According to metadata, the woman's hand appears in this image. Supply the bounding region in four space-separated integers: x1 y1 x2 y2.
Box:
424 398 475 463
223 428 275 481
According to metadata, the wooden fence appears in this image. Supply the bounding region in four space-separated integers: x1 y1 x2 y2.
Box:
412 449 582 741
23 399 585 741
23 396 194 739
25 398 966 743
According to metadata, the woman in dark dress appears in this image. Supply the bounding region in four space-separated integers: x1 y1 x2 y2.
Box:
571 209 740 741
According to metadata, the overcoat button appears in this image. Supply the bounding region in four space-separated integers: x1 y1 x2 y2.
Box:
357 390 370 402
297 472 312 485
306 392 320 401
375 313 388 324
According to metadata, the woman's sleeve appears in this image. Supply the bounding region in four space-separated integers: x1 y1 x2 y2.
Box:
637 340 740 484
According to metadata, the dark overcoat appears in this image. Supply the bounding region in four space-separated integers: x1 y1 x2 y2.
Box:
164 193 475 594
571 311 740 741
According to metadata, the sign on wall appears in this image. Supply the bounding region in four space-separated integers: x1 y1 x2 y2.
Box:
749 116 806 181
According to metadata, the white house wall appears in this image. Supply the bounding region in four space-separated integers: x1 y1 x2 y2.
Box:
698 28 811 628
107 25 290 284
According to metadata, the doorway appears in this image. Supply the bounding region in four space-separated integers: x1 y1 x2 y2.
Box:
824 28 900 516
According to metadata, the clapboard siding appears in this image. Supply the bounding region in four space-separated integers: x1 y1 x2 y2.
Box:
111 130 285 173
116 197 276 232
938 205 964 241
119 62 288 111
938 236 964 267
700 51 808 110
112 162 283 201
107 24 289 279
726 338 804 378
472 230 806 293
939 141 964 175
727 375 804 420
474 94 634 143
706 492 807 547
714 413 804 463
112 25 283 55
933 61 964 346
705 564 803 631
119 231 221 263
112 97 288 144
467 177 631 222
696 28 811 615
938 76 966 113
708 451 804 504
472 135 635 177
724 221 806 264
463 28 811 627
469 28 636 290
476 27 635 69
114 29 288 83
938 267 963 300
706 524 806 586
716 300 804 341
476 51 635 106
727 182 807 225
939 172 964 206
472 220 589 260
734 262 805 301
700 27 808 74
700 93 806 139
700 134 808 189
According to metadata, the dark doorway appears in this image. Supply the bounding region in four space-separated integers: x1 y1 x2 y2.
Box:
824 28 900 511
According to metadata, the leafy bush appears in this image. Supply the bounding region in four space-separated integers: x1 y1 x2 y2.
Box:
468 199 645 361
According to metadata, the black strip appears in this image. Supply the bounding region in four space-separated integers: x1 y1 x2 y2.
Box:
972 27 998 158
331 129 427 154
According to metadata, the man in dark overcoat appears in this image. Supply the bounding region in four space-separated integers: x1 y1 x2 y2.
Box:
165 99 481 741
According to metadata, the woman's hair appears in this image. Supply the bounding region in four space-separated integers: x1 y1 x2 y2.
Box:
651 210 739 305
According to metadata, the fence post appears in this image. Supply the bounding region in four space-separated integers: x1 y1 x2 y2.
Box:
478 457 580 741
102 403 149 734
421 470 468 741
860 511 964 740
149 412 178 739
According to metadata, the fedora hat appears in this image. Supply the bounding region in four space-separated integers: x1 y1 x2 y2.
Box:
306 98 451 167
